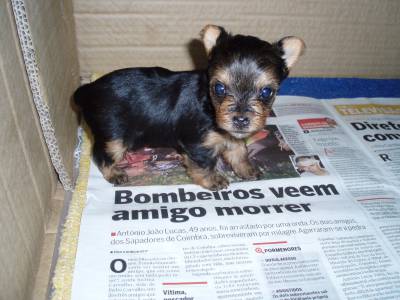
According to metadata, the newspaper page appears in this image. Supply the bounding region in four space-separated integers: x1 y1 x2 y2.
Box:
324 98 400 185
71 96 400 300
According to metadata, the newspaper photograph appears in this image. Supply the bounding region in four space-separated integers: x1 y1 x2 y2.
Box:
71 96 400 300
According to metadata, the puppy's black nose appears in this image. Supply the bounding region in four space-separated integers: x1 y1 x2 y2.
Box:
233 116 250 128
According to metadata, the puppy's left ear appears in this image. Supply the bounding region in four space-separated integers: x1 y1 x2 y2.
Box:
275 37 306 70
200 24 228 56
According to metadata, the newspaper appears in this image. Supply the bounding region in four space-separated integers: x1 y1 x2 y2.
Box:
71 96 400 300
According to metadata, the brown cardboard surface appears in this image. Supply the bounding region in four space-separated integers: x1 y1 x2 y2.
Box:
0 1 79 299
25 0 81 178
73 0 400 78
32 233 57 300
0 4 49 299
0 184 34 300
1 2 56 217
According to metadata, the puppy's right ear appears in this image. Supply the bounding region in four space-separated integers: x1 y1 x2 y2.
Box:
200 25 227 56
275 37 306 70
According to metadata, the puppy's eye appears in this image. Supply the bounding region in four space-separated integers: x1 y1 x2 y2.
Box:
260 87 273 101
214 83 226 97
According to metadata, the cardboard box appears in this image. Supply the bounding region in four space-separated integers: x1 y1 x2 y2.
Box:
0 0 399 299
74 0 400 78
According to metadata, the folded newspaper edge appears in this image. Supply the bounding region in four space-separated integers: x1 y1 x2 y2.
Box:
51 127 91 300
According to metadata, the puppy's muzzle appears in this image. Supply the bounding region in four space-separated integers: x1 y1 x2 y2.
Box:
232 116 250 129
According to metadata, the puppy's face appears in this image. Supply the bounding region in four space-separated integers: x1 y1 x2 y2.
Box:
201 25 305 139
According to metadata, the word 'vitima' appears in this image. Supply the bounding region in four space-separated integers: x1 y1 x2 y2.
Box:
351 121 400 142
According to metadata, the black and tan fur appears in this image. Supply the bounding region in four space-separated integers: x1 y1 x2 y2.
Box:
74 25 305 190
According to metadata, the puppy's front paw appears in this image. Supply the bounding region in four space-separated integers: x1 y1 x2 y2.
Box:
107 168 129 185
207 173 229 191
109 174 129 185
234 162 262 180
193 171 229 191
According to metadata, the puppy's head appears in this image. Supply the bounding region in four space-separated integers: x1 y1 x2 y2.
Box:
200 25 305 139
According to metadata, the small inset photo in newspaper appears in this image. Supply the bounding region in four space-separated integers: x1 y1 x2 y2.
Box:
116 147 190 186
298 117 338 133
290 154 329 177
245 125 297 179
115 125 300 186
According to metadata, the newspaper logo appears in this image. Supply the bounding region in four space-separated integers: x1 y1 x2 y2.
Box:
335 104 400 116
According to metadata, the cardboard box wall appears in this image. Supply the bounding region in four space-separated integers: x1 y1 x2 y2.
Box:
0 0 399 300
0 1 79 299
74 0 400 78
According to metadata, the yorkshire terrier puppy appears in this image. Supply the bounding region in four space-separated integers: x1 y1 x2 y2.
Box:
74 25 305 190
